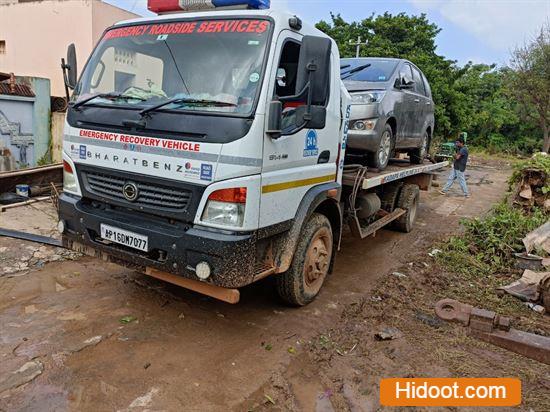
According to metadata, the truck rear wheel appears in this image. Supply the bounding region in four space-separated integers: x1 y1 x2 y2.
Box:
380 183 403 212
393 184 420 233
276 213 333 306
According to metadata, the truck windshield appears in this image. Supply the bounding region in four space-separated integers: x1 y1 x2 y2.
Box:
340 59 398 82
73 19 272 115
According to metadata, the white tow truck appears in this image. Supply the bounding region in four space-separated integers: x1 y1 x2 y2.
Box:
58 0 446 305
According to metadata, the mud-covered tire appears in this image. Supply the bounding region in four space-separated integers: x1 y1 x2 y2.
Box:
410 131 430 164
380 183 403 212
393 184 420 233
368 124 394 170
276 213 333 306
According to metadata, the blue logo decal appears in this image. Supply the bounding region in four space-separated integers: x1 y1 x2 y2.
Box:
200 164 213 181
303 129 319 157
79 145 87 159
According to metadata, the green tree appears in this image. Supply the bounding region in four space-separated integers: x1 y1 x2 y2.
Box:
507 24 550 152
316 13 465 138
454 64 518 150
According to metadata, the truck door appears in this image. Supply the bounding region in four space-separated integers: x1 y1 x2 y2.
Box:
394 62 417 148
259 32 340 228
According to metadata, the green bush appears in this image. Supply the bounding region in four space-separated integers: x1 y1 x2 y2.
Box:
440 200 548 280
464 203 547 266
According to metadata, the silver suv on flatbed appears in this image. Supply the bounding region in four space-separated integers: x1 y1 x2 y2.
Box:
341 57 435 170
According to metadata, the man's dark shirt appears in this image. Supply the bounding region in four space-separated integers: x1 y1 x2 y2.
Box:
454 146 469 172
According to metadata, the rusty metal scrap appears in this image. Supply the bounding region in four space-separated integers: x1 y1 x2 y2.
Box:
0 163 62 194
0 228 62 247
435 299 550 365
0 72 35 98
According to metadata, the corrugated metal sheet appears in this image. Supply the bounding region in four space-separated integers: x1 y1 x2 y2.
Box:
0 82 35 98
0 72 35 98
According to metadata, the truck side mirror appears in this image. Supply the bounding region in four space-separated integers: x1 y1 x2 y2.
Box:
266 100 283 139
295 105 326 129
62 44 78 91
296 36 332 106
275 36 331 135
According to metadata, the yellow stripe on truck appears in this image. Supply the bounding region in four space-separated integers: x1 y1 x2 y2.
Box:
262 174 336 194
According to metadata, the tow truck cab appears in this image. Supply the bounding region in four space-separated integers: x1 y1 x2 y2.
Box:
58 0 351 303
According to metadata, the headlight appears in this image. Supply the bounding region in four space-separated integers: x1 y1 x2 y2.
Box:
201 188 247 228
351 119 376 131
63 160 78 193
350 91 386 105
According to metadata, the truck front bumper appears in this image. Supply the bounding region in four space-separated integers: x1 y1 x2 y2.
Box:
58 193 258 288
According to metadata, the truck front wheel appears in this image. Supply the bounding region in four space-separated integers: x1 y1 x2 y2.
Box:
393 184 420 233
277 213 333 306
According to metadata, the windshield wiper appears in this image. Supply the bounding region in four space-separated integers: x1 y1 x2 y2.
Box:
71 92 146 110
341 63 372 80
139 97 237 117
340 64 351 70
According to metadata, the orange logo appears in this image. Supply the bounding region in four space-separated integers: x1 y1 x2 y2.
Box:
380 378 521 407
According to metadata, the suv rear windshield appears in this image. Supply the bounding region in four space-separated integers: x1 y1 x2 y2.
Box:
73 19 272 115
341 58 398 82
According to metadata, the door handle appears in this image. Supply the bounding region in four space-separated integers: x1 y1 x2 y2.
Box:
414 98 420 103
426 101 431 105
317 150 330 164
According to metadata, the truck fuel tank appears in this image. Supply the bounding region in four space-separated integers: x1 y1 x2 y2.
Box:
355 192 381 220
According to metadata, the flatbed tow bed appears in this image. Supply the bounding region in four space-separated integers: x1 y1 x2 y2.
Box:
342 159 448 189
341 160 448 239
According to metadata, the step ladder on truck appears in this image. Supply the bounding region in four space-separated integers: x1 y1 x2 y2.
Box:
57 0 447 305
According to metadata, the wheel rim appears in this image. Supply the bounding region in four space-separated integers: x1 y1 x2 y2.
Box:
379 131 391 166
303 227 332 295
419 133 429 159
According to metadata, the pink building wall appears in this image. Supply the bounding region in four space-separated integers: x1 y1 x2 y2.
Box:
0 0 138 97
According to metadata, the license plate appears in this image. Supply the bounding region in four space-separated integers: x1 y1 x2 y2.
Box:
100 224 149 252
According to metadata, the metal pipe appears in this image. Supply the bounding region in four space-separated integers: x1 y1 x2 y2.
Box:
0 228 62 247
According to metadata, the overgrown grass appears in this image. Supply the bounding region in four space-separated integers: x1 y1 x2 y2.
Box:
468 146 524 163
436 202 548 313
441 154 549 278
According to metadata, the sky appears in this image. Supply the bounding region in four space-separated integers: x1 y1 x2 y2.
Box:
105 0 550 66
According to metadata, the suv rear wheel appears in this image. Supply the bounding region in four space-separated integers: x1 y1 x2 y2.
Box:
410 131 430 164
368 124 393 170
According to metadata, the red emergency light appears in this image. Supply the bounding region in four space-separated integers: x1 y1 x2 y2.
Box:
148 0 270 14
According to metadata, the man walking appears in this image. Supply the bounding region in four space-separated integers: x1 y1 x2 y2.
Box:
439 137 470 197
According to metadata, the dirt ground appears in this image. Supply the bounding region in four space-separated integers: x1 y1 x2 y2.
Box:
1 160 547 411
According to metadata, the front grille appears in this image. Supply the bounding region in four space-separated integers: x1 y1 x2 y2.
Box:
83 170 192 211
